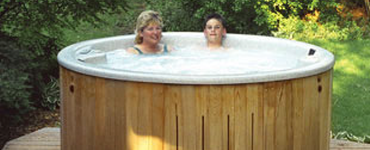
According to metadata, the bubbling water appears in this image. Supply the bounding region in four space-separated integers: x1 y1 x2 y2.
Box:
92 46 307 76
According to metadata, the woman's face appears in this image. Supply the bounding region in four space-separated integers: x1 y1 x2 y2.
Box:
204 18 226 44
140 23 162 45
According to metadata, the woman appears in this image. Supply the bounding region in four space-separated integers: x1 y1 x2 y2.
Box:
127 10 172 54
203 13 227 50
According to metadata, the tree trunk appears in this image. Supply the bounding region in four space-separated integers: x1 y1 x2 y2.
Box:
365 0 370 17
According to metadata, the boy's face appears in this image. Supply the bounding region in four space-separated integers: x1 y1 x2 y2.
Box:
204 19 226 44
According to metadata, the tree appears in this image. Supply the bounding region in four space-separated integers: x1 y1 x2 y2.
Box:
0 0 129 124
365 0 370 16
147 0 338 35
0 0 128 53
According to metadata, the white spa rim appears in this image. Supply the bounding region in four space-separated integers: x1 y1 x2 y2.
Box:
57 32 335 84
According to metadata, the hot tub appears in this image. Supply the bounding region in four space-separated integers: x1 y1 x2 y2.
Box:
58 32 334 150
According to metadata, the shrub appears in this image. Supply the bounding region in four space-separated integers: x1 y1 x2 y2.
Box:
0 32 59 124
40 77 60 111
146 0 338 35
273 16 368 41
0 1 130 121
0 33 34 124
333 131 370 144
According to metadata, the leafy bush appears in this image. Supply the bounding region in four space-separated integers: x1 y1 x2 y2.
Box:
0 33 34 124
333 131 370 144
0 0 129 53
40 77 60 111
147 0 338 35
273 15 369 41
0 1 130 123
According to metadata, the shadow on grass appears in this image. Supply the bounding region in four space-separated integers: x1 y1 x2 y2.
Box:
307 39 370 137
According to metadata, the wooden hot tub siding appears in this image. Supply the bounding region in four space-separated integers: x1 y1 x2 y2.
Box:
61 66 332 150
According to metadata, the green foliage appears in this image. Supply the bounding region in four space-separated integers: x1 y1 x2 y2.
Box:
341 0 368 8
0 0 129 124
0 0 129 55
333 131 370 144
273 16 369 40
40 77 60 111
147 0 338 34
0 33 34 124
62 9 141 46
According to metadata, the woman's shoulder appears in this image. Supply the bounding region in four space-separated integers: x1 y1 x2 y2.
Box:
126 45 142 54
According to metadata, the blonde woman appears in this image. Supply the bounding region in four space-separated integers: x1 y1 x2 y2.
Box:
127 10 173 54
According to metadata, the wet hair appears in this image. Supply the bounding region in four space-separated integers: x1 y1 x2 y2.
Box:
134 10 163 44
203 13 227 29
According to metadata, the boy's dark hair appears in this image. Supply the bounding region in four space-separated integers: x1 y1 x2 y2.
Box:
203 13 227 29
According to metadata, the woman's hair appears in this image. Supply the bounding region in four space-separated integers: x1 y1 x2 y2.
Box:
203 13 227 29
134 10 163 44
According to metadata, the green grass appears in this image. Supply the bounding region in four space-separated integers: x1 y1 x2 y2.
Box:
306 39 370 137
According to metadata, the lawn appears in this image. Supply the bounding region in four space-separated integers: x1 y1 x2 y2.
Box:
307 39 370 137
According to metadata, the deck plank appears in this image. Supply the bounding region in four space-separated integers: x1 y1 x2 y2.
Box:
2 128 60 150
2 127 370 150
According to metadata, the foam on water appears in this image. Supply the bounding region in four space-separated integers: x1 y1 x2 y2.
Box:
95 46 307 76
59 33 334 84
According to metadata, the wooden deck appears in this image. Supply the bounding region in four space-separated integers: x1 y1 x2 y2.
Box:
2 127 370 150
